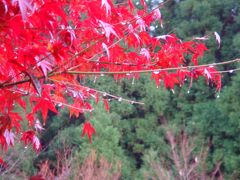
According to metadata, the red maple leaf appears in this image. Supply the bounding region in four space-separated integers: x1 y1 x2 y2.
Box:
0 156 4 165
0 156 8 169
21 130 41 151
0 112 22 133
20 130 35 145
103 98 110 113
81 121 96 143
32 92 57 124
0 134 8 150
128 0 135 11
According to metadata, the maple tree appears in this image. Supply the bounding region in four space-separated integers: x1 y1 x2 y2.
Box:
0 0 222 163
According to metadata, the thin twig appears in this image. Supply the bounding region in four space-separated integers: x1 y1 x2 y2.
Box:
1 58 240 89
49 78 144 105
67 58 240 75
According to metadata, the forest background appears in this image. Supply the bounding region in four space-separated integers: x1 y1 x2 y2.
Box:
1 0 240 179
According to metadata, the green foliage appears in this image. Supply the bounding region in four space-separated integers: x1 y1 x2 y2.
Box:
76 103 134 178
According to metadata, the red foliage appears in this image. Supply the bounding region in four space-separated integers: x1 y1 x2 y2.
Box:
0 156 8 170
21 130 41 151
0 0 221 155
29 175 45 180
81 121 96 143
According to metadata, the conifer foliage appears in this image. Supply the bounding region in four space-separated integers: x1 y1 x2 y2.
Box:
0 0 221 156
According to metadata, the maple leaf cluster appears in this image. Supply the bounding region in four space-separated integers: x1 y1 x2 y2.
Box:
0 0 221 160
